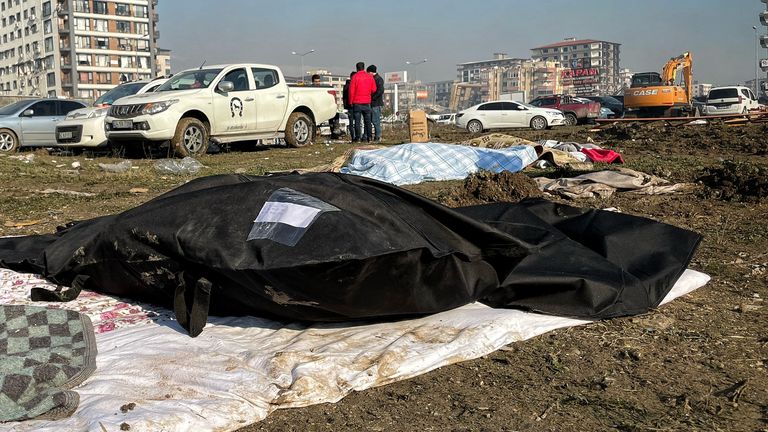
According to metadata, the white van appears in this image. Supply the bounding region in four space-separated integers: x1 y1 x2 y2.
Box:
703 86 760 115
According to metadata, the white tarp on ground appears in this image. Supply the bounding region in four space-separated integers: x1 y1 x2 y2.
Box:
340 143 538 185
0 269 710 432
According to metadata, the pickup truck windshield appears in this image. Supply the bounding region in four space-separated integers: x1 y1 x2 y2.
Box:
156 69 223 92
94 83 145 106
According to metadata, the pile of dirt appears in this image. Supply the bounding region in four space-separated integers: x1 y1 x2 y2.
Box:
437 171 543 207
596 122 768 156
697 160 768 202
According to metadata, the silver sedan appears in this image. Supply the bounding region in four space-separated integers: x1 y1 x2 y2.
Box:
0 98 87 153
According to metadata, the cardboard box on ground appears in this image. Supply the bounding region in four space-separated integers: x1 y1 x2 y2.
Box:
409 110 429 143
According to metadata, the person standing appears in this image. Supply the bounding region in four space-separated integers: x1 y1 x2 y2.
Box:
342 72 356 142
367 65 385 142
348 62 377 143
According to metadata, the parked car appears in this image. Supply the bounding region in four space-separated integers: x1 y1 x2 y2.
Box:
0 98 87 153
455 101 565 132
528 95 601 125
429 113 456 125
55 78 169 149
598 107 614 119
319 111 350 137
702 86 760 115
104 63 338 156
583 95 624 118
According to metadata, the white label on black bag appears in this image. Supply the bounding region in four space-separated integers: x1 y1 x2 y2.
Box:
247 188 340 246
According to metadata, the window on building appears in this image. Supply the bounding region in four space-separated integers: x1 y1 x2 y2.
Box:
119 56 132 67
75 35 91 48
44 36 53 52
44 55 53 69
133 5 147 17
95 37 108 49
78 89 93 99
42 1 50 17
97 72 111 83
116 21 131 33
73 17 90 31
78 71 93 83
77 54 90 66
94 19 108 32
115 3 130 16
73 0 89 12
95 54 108 66
93 1 107 14
135 22 148 35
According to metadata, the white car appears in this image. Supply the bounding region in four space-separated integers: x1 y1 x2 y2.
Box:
55 78 168 148
703 86 760 115
428 113 456 125
456 101 565 132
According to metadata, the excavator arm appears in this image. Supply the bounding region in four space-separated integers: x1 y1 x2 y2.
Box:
661 52 693 103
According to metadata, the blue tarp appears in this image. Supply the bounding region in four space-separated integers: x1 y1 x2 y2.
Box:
340 143 538 185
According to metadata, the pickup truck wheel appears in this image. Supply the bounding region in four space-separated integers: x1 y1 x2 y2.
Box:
530 116 547 131
467 120 483 134
173 118 209 157
0 129 19 153
285 112 315 147
564 113 578 126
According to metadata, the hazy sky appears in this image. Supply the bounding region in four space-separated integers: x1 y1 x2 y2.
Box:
158 0 766 86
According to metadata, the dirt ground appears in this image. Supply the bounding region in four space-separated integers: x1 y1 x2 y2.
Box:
1 122 766 432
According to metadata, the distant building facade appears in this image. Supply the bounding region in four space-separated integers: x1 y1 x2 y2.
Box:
452 54 564 110
0 0 161 99
155 47 170 77
531 38 622 96
692 81 713 98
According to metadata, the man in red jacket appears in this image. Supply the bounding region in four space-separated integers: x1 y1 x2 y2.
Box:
348 61 377 142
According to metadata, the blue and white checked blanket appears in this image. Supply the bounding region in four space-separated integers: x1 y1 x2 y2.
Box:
340 143 538 185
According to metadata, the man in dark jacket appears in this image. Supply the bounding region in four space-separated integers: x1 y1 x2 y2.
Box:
367 65 385 142
349 61 377 143
342 72 356 142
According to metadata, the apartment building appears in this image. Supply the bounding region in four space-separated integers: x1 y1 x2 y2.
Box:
692 81 712 99
155 45 169 76
0 0 160 99
531 38 622 96
456 53 526 83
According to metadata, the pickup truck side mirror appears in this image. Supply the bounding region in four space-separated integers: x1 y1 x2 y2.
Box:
217 81 234 93
21 109 34 117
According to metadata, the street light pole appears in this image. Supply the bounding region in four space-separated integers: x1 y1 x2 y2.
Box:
754 26 760 96
291 49 315 83
405 58 428 110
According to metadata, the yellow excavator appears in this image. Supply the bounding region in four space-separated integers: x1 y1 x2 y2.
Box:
624 52 694 117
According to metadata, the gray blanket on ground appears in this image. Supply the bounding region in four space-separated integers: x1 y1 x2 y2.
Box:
0 305 97 421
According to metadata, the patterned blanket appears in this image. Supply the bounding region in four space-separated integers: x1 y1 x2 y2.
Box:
0 305 96 421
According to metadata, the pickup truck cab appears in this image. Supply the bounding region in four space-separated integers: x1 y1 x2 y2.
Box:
104 64 338 156
529 94 601 126
56 77 168 149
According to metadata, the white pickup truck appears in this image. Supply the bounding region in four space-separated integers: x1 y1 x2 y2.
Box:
104 64 338 156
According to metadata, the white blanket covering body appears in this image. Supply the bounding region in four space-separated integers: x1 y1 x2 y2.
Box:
0 269 710 432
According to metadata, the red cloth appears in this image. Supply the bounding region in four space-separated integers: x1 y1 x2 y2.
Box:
348 70 377 104
581 148 625 164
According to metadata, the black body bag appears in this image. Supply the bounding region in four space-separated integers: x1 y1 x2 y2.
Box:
0 173 701 336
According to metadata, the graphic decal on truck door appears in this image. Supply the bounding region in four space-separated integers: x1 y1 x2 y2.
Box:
230 98 244 117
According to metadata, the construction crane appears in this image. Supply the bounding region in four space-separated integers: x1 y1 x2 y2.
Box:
624 52 694 117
